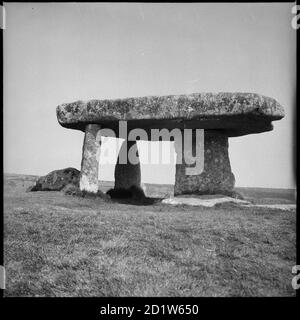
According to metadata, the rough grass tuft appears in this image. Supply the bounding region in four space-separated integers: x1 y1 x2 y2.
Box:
63 184 110 201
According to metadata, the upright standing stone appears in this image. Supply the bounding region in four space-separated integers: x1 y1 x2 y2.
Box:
114 141 141 191
174 131 235 195
80 124 101 193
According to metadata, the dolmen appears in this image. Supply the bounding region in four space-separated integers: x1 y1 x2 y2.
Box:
56 92 284 197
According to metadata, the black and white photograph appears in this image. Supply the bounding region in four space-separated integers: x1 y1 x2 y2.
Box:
1 1 298 305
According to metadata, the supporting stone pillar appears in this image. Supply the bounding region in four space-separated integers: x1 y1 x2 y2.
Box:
174 130 235 196
114 140 142 190
79 124 102 193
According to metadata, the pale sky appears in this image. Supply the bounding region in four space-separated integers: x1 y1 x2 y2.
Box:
3 3 296 188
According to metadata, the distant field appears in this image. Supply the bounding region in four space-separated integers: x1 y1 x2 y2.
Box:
4 173 296 203
3 173 297 297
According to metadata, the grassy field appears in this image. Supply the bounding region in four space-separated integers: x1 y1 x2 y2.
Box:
3 174 296 297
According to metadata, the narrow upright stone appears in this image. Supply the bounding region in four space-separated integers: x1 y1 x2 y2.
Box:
114 141 141 190
174 131 235 195
80 124 101 193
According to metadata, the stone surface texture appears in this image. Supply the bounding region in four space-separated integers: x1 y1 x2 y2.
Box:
28 168 80 191
80 124 101 193
57 92 284 137
162 196 250 207
174 132 235 195
114 141 141 190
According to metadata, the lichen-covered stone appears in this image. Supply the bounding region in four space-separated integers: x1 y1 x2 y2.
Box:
79 124 101 193
57 92 284 137
28 167 80 191
174 132 235 195
114 141 141 190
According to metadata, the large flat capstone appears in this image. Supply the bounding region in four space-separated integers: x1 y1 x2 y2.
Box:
57 92 284 137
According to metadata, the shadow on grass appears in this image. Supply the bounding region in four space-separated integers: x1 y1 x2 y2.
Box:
107 186 163 206
109 197 162 206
